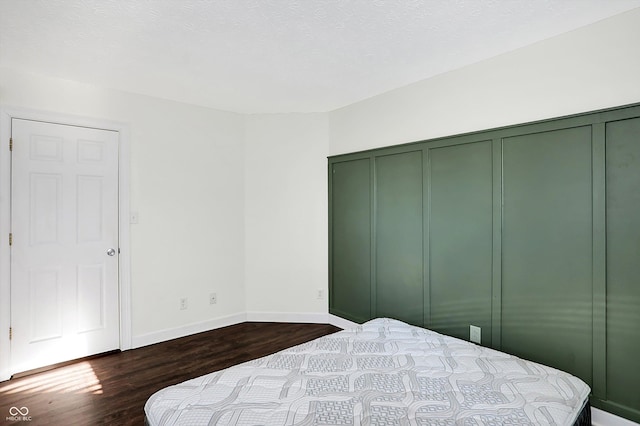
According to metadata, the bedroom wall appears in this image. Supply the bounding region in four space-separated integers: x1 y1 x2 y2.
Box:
326 8 640 425
0 67 247 342
244 114 329 320
328 7 640 155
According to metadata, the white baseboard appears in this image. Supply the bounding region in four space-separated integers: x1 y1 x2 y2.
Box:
131 312 247 349
592 407 640 426
132 311 332 350
246 311 329 324
328 314 359 329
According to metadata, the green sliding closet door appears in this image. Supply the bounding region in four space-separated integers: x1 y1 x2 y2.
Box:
605 118 640 409
375 151 423 326
330 159 371 323
429 141 493 344
502 126 593 383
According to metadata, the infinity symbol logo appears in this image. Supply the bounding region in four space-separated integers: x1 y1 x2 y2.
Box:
9 406 29 416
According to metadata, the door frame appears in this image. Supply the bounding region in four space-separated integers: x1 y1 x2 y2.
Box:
0 106 132 380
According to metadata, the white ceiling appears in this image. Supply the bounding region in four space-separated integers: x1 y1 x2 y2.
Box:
1 0 640 114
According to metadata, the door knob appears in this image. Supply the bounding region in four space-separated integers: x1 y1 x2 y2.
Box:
107 248 116 256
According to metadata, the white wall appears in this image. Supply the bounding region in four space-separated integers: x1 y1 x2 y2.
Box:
244 114 329 319
329 8 640 155
241 9 640 320
0 68 246 341
2 6 640 346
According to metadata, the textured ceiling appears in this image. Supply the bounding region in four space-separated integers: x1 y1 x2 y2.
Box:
1 0 640 113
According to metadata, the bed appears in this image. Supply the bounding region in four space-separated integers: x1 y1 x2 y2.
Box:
145 318 591 425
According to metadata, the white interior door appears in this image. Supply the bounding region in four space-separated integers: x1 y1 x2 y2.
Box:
10 118 120 374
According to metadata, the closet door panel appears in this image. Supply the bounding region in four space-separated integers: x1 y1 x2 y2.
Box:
502 126 592 384
605 118 640 410
375 151 423 326
429 141 493 343
330 159 371 322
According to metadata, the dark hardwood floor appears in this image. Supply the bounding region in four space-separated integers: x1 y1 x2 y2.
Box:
0 322 341 425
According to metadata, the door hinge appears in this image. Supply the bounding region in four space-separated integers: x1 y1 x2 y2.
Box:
9 137 12 151
9 327 12 340
9 233 12 246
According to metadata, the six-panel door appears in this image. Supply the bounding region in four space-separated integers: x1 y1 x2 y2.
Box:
10 118 120 374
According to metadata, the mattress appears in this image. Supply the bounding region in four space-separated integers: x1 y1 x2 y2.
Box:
145 318 591 425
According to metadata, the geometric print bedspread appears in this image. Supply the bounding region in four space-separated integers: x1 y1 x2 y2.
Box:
144 318 591 425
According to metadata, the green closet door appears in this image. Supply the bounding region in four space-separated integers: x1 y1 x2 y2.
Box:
429 141 493 344
605 118 640 411
330 158 371 323
375 151 423 326
502 126 592 384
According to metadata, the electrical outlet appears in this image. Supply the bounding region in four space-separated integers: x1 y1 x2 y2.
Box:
316 289 324 300
209 293 217 305
470 325 481 344
180 298 188 310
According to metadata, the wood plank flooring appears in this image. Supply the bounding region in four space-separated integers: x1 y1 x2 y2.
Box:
0 322 341 425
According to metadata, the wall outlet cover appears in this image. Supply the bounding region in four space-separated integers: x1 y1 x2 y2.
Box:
470 325 481 344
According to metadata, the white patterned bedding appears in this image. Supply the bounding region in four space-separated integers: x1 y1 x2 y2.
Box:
145 318 590 425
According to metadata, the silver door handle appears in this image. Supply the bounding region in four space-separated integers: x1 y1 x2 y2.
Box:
107 248 116 256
